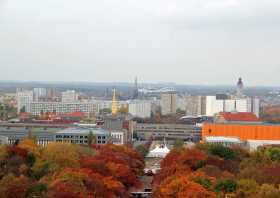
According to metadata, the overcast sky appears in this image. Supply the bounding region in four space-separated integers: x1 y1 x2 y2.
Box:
0 0 279 86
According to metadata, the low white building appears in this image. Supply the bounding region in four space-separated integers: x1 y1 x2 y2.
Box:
111 131 125 145
0 136 8 145
205 136 244 147
62 90 79 103
246 140 280 151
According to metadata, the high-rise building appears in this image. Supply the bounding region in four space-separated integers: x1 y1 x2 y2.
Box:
33 88 47 101
185 96 206 116
16 90 33 113
128 100 151 118
160 92 177 115
205 95 260 117
62 90 78 103
206 96 224 116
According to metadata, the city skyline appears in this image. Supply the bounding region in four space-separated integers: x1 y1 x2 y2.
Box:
1 0 280 86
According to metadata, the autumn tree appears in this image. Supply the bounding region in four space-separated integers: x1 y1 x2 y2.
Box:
42 142 80 170
153 175 216 198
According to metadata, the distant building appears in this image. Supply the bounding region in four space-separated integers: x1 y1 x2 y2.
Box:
135 123 201 142
128 100 151 118
102 115 132 144
33 88 47 101
176 95 187 111
30 101 98 116
16 90 33 113
206 96 224 116
111 131 125 145
55 127 110 145
62 90 79 103
202 123 280 150
161 92 177 115
185 96 206 116
0 136 8 145
204 136 244 147
0 125 123 146
205 95 260 117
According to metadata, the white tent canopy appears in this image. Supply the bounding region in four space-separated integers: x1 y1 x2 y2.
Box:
147 145 170 158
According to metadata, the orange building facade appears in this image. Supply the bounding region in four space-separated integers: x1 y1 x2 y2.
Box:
202 123 280 141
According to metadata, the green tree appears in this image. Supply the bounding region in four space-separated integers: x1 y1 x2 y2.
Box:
20 106 26 113
99 108 111 115
210 144 236 160
135 145 148 157
236 179 259 198
176 108 186 115
215 179 237 193
256 184 280 198
173 139 184 150
87 131 96 146
265 147 280 162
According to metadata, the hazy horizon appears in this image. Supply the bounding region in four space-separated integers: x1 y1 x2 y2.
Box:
1 0 280 86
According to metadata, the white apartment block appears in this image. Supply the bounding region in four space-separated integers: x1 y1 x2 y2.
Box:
62 90 79 103
206 96 224 116
205 96 260 117
224 100 236 112
16 90 33 113
128 100 151 118
30 102 98 115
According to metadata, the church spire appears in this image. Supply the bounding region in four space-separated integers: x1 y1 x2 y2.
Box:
111 88 117 116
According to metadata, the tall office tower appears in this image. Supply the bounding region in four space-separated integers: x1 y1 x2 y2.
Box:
111 89 118 116
205 96 224 116
236 77 244 98
128 100 151 118
160 92 177 115
185 96 206 116
16 90 33 113
33 88 47 101
249 97 260 117
61 90 78 103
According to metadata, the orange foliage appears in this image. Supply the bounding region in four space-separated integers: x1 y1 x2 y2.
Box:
153 175 216 198
6 146 28 159
48 168 127 198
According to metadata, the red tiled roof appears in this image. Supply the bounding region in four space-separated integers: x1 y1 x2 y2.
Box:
219 112 259 122
60 111 85 118
19 112 31 118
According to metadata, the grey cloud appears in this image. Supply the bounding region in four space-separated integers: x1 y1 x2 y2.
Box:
0 0 279 85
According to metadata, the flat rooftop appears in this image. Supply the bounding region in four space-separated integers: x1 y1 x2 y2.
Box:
56 127 110 135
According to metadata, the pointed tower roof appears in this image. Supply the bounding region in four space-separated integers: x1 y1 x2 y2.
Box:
111 88 117 116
